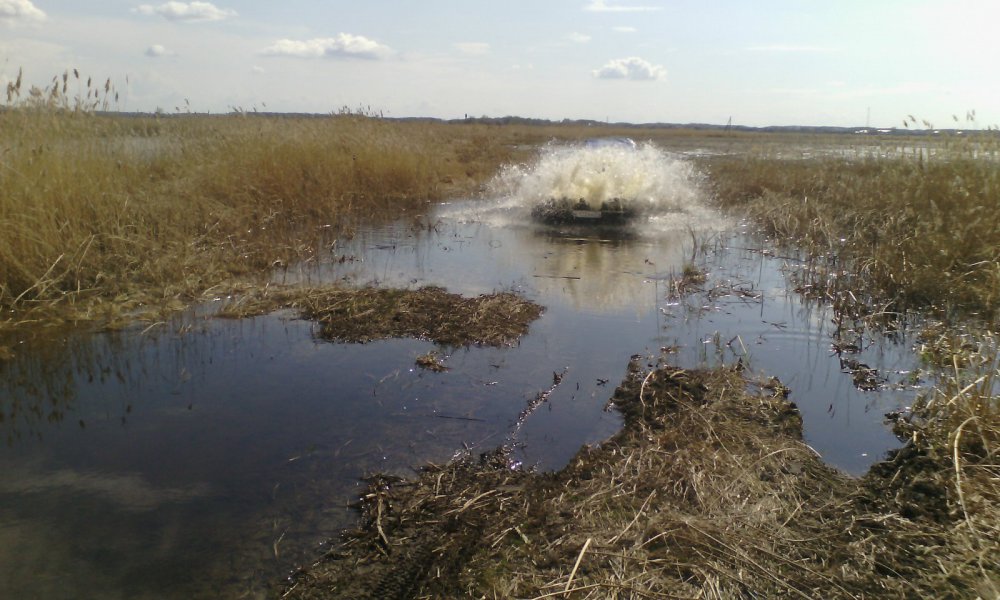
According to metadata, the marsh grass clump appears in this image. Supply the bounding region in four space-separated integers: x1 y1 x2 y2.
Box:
864 338 998 598
283 353 999 599
414 351 449 372
219 285 543 347
284 362 848 599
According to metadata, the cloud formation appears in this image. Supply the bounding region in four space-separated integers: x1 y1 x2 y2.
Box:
145 44 170 57
134 2 236 22
567 32 592 43
593 56 665 80
584 0 661 12
262 34 392 60
0 0 46 24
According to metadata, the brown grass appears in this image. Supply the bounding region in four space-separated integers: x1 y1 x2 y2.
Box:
280 356 999 599
0 111 505 328
1 70 557 331
702 150 1000 320
697 141 1000 600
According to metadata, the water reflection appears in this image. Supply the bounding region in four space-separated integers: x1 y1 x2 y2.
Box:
526 228 689 313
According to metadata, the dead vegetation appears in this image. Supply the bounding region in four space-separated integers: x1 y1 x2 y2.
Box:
280 355 999 599
218 285 543 347
702 151 1000 321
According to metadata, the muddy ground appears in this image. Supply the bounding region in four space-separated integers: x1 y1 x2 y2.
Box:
278 352 996 599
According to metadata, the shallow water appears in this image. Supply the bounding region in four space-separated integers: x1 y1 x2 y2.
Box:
0 149 923 598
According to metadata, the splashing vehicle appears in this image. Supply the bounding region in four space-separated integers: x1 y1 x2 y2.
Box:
530 137 643 225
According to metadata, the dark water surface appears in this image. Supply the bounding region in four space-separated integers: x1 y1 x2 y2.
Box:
0 200 919 598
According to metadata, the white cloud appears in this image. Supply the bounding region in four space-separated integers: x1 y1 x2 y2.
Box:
454 42 490 55
584 0 661 12
262 34 392 60
612 26 637 33
567 32 591 43
0 0 46 24
134 2 236 22
145 44 170 57
593 56 665 80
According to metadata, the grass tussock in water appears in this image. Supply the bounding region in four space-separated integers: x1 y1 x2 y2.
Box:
282 357 999 599
219 285 543 346
704 151 1000 319
874 330 999 580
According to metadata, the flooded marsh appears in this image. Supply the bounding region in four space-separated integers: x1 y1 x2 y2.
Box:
1 129 997 598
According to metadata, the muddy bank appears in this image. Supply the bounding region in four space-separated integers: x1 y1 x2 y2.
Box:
281 355 996 599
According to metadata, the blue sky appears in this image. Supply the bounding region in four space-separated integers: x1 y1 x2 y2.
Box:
1 0 997 127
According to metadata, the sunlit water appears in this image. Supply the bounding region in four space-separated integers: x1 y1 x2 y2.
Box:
0 144 922 598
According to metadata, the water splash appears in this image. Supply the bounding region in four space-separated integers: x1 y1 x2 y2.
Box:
470 140 727 231
495 141 700 207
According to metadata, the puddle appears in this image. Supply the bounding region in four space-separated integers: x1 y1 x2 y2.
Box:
0 146 922 598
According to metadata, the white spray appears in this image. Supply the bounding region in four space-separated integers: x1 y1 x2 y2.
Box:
490 140 707 215
441 139 727 231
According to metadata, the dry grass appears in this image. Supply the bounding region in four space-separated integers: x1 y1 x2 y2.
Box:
280 356 999 599
702 148 1000 320
0 108 501 326
871 328 999 594
699 142 1000 599
10 69 955 335
0 70 554 332
3 71 729 334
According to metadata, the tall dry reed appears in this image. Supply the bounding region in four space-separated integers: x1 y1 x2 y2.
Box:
704 149 1000 319
0 71 533 328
